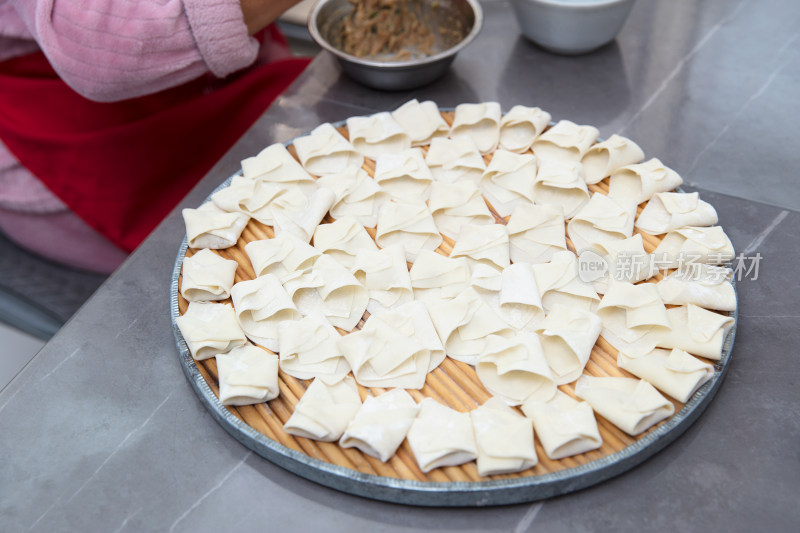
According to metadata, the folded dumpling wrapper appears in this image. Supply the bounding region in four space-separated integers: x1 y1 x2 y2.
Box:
245 233 321 281
280 268 326 315
176 302 248 360
409 250 471 302
521 391 602 460
311 254 369 331
216 345 280 406
635 192 718 235
596 282 671 357
375 200 443 262
239 142 318 197
568 193 638 254
369 300 446 373
656 264 736 311
425 136 487 185
230 274 300 351
374 148 434 201
407 398 478 473
340 388 419 462
532 158 590 218
471 397 538 476
470 262 544 332
317 168 389 228
590 234 657 294
346 112 411 160
476 333 556 405
391 99 450 146
277 313 350 383
312 216 378 270
284 376 362 442
450 223 510 272
428 287 514 365
293 122 364 176
211 176 309 226
183 202 249 249
658 305 734 360
581 134 645 184
180 248 238 302
507 203 567 264
608 158 683 204
352 244 414 314
532 120 599 161
499 105 552 153
480 149 538 217
531 250 600 313
653 226 735 267
535 304 602 384
617 348 714 403
450 101 502 154
575 376 675 436
272 188 336 243
428 181 494 240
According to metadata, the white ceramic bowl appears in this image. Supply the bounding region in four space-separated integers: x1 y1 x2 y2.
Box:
510 0 635 54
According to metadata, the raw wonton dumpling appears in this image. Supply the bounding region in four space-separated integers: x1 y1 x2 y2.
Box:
476 333 556 405
240 142 317 196
375 200 442 262
293 122 364 176
272 188 336 243
391 99 450 146
652 226 735 267
567 193 638 254
657 305 734 360
656 264 736 311
498 105 552 153
340 388 419 462
635 192 718 235
532 158 590 218
317 168 389 227
346 112 411 160
230 274 300 351
245 233 321 281
581 134 645 184
369 300 446 372
450 223 510 272
535 304 602 384
280 268 326 315
575 376 675 436
596 282 671 357
216 345 280 406
531 250 600 312
450 101 502 154
183 202 249 249
284 376 362 442
608 158 683 204
425 136 487 185
409 250 471 302
407 398 478 472
617 348 714 403
312 254 369 331
532 120 599 161
181 248 238 302
352 244 413 314
277 313 350 382
471 397 538 476
507 203 567 264
312 216 378 269
590 234 656 294
211 175 308 226
428 181 494 240
521 391 602 460
480 149 537 217
470 262 544 332
176 302 247 360
373 148 434 201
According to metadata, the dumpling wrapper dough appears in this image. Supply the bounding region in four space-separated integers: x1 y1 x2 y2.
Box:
181 248 238 302
635 192 718 235
245 233 321 281
480 149 538 217
476 333 557 405
277 313 350 383
293 122 364 176
391 99 450 146
183 202 249 249
312 254 369 331
450 101 502 154
471 397 538 476
653 226 735 267
521 391 602 460
656 264 736 311
608 158 683 204
617 348 714 403
425 136 486 185
375 200 442 262
535 304 602 384
340 388 419 462
507 203 567 264
567 193 638 254
658 305 734 360
470 262 544 332
271 188 336 244
575 376 675 436
499 105 552 153
284 377 362 442
407 398 478 473
317 168 389 228
581 134 645 184
532 158 590 218
211 175 308 226
216 345 280 406
239 142 317 197
230 274 300 352
428 181 494 240
596 282 671 357
352 244 414 314
313 216 378 270
590 234 657 294
374 148 434 201
409 250 471 302
176 302 247 360
346 112 411 160
532 120 599 161
450 223 510 272
532 250 600 313
368 300 446 373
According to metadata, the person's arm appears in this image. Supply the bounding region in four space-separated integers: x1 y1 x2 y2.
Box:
240 0 303 35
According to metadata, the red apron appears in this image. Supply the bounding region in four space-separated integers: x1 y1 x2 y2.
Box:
0 35 309 252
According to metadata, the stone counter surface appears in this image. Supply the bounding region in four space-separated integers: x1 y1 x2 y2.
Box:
2 1 798 531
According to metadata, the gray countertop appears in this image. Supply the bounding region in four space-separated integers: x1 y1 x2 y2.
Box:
2 0 799 531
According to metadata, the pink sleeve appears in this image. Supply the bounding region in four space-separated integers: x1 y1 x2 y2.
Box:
10 0 258 102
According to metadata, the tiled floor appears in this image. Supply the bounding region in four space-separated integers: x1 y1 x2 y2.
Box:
0 321 44 391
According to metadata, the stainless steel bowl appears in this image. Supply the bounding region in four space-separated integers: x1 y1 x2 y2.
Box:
308 0 483 91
